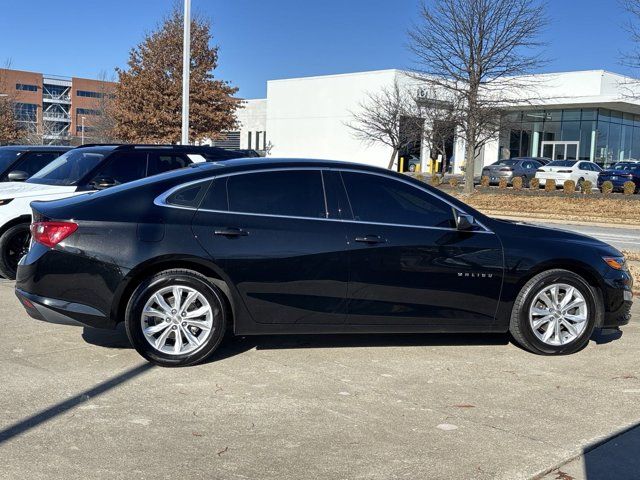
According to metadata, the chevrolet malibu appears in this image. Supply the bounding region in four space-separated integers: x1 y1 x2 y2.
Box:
15 158 633 367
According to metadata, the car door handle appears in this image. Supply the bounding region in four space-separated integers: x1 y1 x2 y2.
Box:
214 227 249 237
354 235 386 244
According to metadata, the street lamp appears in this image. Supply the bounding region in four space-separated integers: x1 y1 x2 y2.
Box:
181 0 191 145
81 116 86 145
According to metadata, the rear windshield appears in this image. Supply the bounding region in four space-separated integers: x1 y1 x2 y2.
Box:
27 149 107 186
547 160 577 167
491 160 518 167
0 149 23 173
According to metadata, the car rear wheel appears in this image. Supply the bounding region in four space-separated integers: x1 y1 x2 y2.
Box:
124 269 227 367
0 223 31 280
509 269 599 355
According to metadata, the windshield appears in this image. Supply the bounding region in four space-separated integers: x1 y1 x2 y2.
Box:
613 162 639 171
491 160 518 167
27 150 106 186
547 160 577 167
0 150 23 173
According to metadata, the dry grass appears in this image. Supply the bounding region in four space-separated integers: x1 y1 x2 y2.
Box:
453 192 640 225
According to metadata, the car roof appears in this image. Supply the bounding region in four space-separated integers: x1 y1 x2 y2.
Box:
0 145 72 152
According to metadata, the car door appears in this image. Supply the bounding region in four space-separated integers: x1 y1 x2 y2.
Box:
338 170 504 328
192 169 349 326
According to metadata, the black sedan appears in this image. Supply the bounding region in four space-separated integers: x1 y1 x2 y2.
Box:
597 162 640 193
15 158 633 366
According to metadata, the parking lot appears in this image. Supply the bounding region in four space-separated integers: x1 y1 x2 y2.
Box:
0 279 638 480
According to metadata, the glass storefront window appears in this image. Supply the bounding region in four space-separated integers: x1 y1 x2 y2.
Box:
609 123 622 164
561 121 580 141
500 107 640 164
580 120 596 160
599 109 611 123
562 109 581 121
595 122 610 165
621 124 633 160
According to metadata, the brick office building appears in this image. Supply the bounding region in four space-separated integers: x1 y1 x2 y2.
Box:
0 68 115 145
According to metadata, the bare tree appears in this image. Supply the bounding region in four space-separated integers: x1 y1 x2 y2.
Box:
347 79 424 169
0 61 23 145
409 0 547 193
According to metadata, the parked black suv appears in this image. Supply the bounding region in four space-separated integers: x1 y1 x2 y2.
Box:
0 145 70 182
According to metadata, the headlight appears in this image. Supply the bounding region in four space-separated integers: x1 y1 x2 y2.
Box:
0 199 13 206
603 256 628 271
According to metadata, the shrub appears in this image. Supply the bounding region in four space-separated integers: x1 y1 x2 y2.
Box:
581 180 593 194
480 175 490 188
544 179 556 191
563 179 576 194
512 176 523 191
601 181 614 195
429 174 441 186
623 181 637 196
498 177 508 189
529 178 540 189
449 177 459 188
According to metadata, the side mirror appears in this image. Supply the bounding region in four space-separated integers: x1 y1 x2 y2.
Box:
455 211 476 231
7 170 28 182
91 176 117 190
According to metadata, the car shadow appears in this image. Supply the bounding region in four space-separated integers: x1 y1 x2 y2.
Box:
79 326 619 365
81 325 512 363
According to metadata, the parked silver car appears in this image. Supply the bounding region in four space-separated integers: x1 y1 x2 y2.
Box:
481 158 545 186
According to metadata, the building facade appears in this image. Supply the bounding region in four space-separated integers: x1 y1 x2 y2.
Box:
0 68 115 145
236 69 640 173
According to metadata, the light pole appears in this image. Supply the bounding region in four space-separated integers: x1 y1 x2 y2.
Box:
81 116 86 145
181 0 191 145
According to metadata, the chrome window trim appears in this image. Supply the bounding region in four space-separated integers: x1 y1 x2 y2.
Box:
154 166 494 234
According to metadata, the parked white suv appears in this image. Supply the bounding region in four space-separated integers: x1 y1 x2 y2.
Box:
534 160 602 189
0 144 252 279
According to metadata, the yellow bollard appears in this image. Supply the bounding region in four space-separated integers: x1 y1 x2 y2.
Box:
399 157 405 172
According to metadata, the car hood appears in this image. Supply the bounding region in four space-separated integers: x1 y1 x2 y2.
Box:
0 182 77 200
492 218 620 254
601 169 636 176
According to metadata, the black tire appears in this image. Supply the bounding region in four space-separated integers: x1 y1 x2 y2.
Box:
577 177 585 191
124 269 228 367
0 223 31 280
509 269 600 355
521 175 528 187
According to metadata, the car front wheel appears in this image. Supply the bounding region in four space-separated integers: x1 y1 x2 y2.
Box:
0 223 31 280
125 269 227 367
509 269 599 355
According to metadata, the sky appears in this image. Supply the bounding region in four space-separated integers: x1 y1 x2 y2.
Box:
0 0 635 99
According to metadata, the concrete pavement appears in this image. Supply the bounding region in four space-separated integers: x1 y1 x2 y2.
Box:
0 280 638 480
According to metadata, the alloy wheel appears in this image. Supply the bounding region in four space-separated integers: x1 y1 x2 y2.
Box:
140 285 215 355
528 283 588 346
5 229 30 275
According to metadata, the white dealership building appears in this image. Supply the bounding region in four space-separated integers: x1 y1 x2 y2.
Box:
230 69 640 174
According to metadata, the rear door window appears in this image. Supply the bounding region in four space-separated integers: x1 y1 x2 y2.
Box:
225 170 327 219
90 151 148 185
147 153 191 176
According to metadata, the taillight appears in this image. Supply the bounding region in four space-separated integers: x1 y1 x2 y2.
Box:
30 221 78 248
